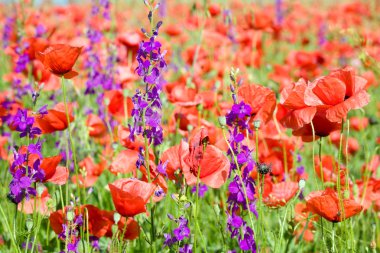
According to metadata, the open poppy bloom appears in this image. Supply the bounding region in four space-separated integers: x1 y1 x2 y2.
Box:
180 128 229 188
109 178 156 217
34 103 74 134
36 44 82 79
262 181 299 207
306 188 362 222
304 66 370 123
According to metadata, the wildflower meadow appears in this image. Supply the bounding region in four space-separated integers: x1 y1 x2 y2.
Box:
0 0 379 252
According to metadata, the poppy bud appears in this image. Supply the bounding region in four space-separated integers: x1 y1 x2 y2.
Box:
66 210 75 222
253 120 261 129
36 183 44 196
298 179 306 189
113 212 121 224
218 116 226 127
26 218 33 232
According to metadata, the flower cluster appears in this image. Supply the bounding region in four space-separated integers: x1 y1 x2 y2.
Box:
15 42 30 74
129 16 166 146
7 107 47 204
163 214 192 252
84 0 117 95
224 83 257 252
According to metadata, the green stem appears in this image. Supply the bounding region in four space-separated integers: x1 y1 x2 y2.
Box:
61 77 81 201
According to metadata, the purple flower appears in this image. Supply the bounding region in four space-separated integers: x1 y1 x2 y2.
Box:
191 183 208 198
129 18 166 147
179 244 193 253
226 101 252 130
12 109 41 138
163 215 191 249
157 160 169 176
239 225 256 252
8 169 36 203
90 236 100 250
275 0 283 25
35 24 46 37
28 141 43 158
2 17 15 48
296 165 305 175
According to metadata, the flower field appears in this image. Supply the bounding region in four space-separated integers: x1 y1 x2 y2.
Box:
0 0 379 252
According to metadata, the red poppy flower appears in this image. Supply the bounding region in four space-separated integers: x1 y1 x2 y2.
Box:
349 116 369 131
86 114 107 137
181 128 229 188
304 66 370 123
36 44 82 79
34 103 74 134
237 83 276 124
26 37 49 61
109 178 156 217
0 136 9 160
105 90 133 119
356 179 380 211
71 156 105 187
109 150 139 175
280 79 317 130
208 3 221 17
41 155 69 185
293 203 315 242
262 181 299 207
292 108 342 142
306 188 362 222
329 130 359 155
361 155 380 178
314 155 348 186
162 144 182 181
18 188 51 215
49 205 140 240
117 125 145 151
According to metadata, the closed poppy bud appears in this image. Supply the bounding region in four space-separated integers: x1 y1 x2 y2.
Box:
36 44 82 79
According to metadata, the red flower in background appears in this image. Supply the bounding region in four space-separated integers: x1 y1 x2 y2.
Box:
237 83 276 125
72 156 105 187
314 155 349 186
262 181 299 208
329 130 359 155
36 44 82 79
86 114 107 138
306 188 362 222
109 178 156 217
34 103 74 134
109 149 139 175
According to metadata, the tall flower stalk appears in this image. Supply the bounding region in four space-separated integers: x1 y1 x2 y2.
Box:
129 1 166 250
221 69 257 252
